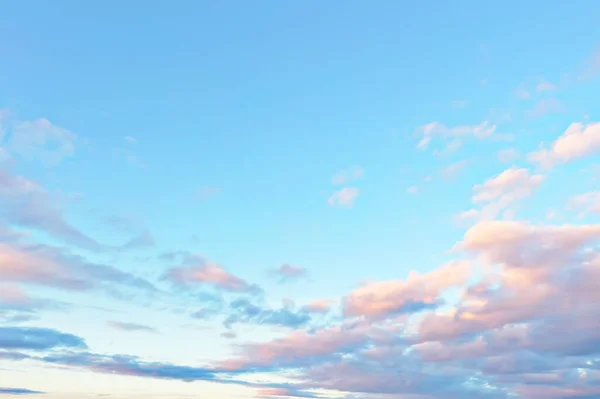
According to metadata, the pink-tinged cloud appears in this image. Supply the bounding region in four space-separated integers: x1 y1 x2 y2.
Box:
302 299 334 314
0 285 31 305
0 169 153 252
218 323 372 371
165 257 255 292
417 221 600 343
528 122 600 169
343 261 471 319
273 264 307 281
0 239 156 293
459 168 544 222
568 191 600 216
328 187 359 207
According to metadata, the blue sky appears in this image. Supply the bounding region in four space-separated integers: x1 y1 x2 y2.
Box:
1 2 600 399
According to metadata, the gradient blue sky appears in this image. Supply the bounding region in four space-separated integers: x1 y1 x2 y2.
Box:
1 1 600 399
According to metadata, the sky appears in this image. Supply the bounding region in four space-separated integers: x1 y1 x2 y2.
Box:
1 1 600 398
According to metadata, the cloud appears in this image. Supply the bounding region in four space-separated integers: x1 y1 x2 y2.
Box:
441 160 469 181
164 255 259 293
528 122 600 169
0 327 87 351
0 169 152 252
3 118 76 165
497 148 520 164
107 321 157 334
524 98 564 119
223 298 312 329
0 388 44 395
301 299 334 314
328 187 359 207
459 167 544 221
343 261 471 319
124 136 137 144
514 84 530 99
568 192 600 216
416 120 496 151
536 78 556 92
0 235 156 295
332 166 364 185
271 264 307 282
257 388 319 398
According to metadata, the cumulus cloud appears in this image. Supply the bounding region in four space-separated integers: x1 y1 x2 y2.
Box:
328 187 359 207
331 166 364 185
497 148 520 164
528 122 600 169
343 261 471 319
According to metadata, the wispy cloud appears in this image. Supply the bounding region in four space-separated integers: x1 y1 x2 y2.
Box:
106 321 157 334
328 187 359 207
331 166 364 185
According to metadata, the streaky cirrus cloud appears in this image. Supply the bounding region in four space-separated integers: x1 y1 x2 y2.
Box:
164 255 260 293
0 235 157 294
106 321 157 334
528 121 600 170
331 166 364 185
416 120 496 151
328 187 359 207
0 168 154 252
343 260 471 319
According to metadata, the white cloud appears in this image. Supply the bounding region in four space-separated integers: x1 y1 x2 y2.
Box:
528 122 600 170
536 78 556 92
124 136 137 144
416 120 496 151
332 166 364 185
515 84 530 100
460 167 545 222
497 148 520 164
5 118 76 165
568 192 600 216
328 187 359 207
524 98 564 119
441 160 469 181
